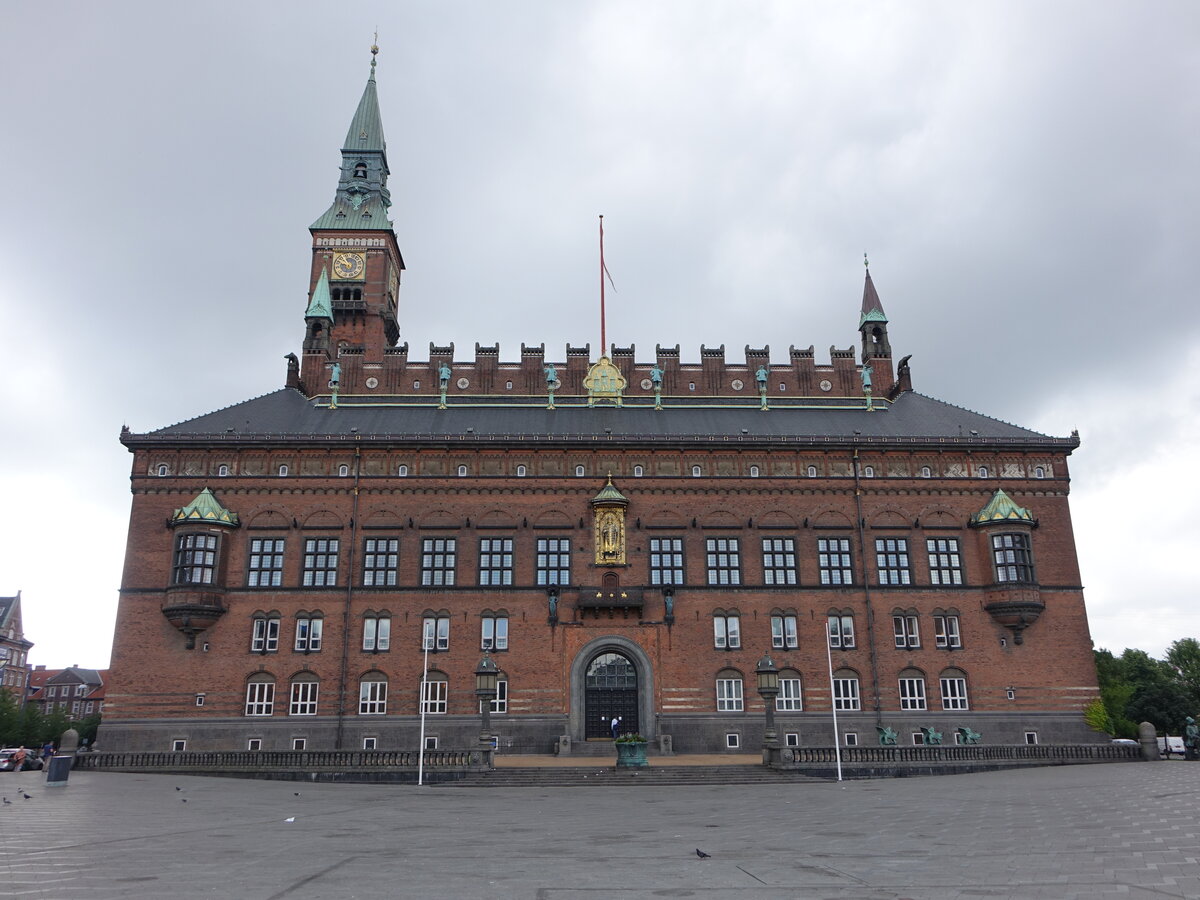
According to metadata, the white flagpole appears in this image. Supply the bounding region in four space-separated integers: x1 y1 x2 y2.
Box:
825 621 843 783
418 638 429 786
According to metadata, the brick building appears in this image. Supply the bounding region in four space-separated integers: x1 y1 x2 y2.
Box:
27 666 106 720
0 593 33 700
104 53 1101 755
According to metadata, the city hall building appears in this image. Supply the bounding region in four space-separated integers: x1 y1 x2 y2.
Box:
104 54 1101 755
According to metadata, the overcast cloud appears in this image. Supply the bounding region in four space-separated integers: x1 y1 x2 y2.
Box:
1 1 1196 668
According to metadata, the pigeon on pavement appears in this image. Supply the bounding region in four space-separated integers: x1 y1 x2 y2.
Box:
695 849 711 858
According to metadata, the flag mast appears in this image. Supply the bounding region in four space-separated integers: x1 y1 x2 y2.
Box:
599 215 607 357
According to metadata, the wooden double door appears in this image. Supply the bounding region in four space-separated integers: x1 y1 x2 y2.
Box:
584 651 640 739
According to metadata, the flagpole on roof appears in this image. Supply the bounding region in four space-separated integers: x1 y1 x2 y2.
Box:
599 215 606 357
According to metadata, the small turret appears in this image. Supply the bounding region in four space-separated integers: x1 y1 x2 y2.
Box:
858 255 894 394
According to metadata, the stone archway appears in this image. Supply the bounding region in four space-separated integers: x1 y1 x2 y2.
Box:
568 636 655 742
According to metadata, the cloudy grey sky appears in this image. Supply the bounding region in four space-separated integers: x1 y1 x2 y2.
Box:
1 1 1196 669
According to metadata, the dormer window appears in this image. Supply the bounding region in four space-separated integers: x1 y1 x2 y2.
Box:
354 162 367 178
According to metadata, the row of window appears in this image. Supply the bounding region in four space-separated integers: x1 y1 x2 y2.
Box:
177 533 1035 588
158 462 1052 479
238 670 970 717
43 684 91 698
249 610 961 655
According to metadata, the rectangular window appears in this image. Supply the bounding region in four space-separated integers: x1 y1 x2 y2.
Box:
363 737 377 750
251 618 280 653
247 738 262 751
294 617 323 652
302 538 339 586
725 733 741 748
818 537 853 585
422 679 448 714
479 538 514 586
993 533 1034 583
875 537 911 585
424 736 439 750
480 679 508 714
75 684 87 697
771 614 798 649
762 538 797 585
47 686 56 698
481 615 509 651
363 538 399 586
359 680 387 715
777 678 803 711
927 537 963 585
421 538 457 586
899 677 927 710
1024 731 1039 745
363 616 391 652
934 614 962 649
173 533 218 585
706 538 741 585
536 538 571 585
248 538 285 587
827 614 855 649
172 740 186 752
940 676 969 710
785 732 800 747
289 681 318 715
716 678 744 711
423 616 450 651
649 537 684 585
292 738 306 751
713 615 741 649
844 732 859 747
833 677 860 711
245 681 275 716
85 701 95 713
892 614 919 649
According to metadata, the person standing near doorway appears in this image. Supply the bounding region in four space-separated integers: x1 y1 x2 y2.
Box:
611 716 622 739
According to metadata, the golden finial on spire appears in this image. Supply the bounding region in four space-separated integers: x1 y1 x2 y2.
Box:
370 31 379 75
864 251 870 270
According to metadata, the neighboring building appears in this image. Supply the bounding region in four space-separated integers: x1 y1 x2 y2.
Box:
27 666 107 719
0 593 33 700
104 52 1100 754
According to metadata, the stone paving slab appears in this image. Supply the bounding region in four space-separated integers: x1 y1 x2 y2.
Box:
0 762 1198 898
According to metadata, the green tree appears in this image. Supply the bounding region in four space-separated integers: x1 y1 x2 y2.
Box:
1165 638 1200 708
0 688 19 746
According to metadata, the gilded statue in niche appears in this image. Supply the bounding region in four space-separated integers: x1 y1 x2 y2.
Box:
594 507 626 566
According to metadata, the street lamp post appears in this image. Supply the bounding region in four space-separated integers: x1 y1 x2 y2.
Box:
475 652 499 751
756 652 781 767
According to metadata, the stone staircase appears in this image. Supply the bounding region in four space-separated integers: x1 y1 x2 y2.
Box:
436 764 824 787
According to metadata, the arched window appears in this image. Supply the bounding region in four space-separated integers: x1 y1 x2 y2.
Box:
939 669 969 711
157 464 169 477
863 465 875 478
457 465 467 477
338 464 350 477
777 669 802 711
278 464 289 477
397 464 408 477
244 673 275 716
289 673 319 716
505 381 513 390
715 668 744 711
633 465 644 477
832 669 860 710
358 673 387 715
1034 466 1045 479
921 466 932 478
413 380 421 390
691 465 702 477
353 162 367 178
898 669 926 711
978 465 989 478
516 465 527 477
575 465 585 477
807 465 818 478
421 672 448 714
749 465 760 478
217 464 230 477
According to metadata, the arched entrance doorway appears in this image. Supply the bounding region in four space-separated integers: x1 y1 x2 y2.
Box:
585 651 639 739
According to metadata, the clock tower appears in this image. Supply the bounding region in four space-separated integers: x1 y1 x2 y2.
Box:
301 44 405 396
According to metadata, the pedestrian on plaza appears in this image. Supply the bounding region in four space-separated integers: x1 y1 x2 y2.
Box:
1185 717 1199 760
40 742 53 765
611 716 620 739
11 746 27 772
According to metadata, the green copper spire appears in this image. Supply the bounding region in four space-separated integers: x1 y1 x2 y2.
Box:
970 489 1033 525
859 255 888 327
311 44 394 231
172 488 240 527
306 266 333 319
591 475 629 507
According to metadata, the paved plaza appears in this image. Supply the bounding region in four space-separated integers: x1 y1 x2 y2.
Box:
1 760 1198 899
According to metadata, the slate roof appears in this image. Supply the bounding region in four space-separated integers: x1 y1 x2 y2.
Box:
126 388 1076 450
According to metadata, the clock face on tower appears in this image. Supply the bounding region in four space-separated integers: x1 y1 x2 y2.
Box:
332 252 366 280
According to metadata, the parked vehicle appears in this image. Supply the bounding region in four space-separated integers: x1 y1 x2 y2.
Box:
1158 736 1186 758
0 749 44 772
